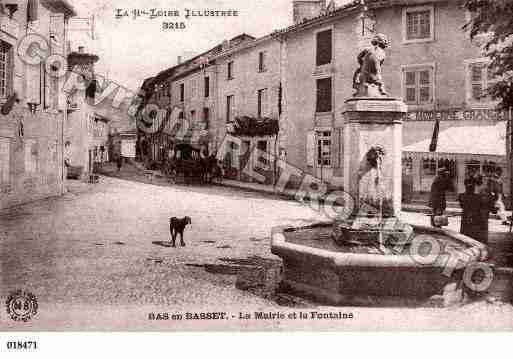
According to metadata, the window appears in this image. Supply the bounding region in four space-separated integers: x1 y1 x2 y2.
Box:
422 158 436 176
467 60 497 104
403 66 433 105
191 78 197 98
316 29 332 66
226 95 234 122
0 41 13 99
204 76 210 98
180 83 185 102
0 138 10 186
317 131 332 166
316 77 332 113
24 140 38 174
257 88 268 118
403 5 434 43
227 61 234 80
258 51 266 72
203 107 210 129
257 140 269 166
190 110 196 126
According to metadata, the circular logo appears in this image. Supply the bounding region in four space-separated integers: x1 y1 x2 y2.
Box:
5 290 38 322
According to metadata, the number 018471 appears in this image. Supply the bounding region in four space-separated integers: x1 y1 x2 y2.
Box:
6 341 37 350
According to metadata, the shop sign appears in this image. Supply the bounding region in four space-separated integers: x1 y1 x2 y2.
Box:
406 109 510 122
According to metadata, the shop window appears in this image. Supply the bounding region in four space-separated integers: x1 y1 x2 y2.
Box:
465 159 481 178
316 130 332 166
402 157 413 175
422 158 436 176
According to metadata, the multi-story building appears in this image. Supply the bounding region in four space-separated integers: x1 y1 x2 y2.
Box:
0 0 76 209
137 35 257 166
139 0 510 198
212 33 282 182
278 0 510 196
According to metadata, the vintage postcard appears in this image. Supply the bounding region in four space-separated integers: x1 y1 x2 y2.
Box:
1 0 513 337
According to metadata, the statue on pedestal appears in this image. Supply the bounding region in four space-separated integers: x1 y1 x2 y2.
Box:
352 33 391 97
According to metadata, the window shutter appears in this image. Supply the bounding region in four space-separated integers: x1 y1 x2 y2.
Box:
419 70 431 103
8 44 14 97
0 138 10 185
263 88 268 117
316 30 332 66
333 128 342 168
306 131 315 167
470 64 483 100
419 11 430 38
316 78 332 113
405 71 416 103
27 0 38 23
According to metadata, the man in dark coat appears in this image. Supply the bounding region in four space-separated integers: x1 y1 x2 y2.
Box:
474 175 494 244
429 167 452 227
459 177 483 241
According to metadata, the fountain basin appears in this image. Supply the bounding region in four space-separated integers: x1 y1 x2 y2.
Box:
271 222 488 307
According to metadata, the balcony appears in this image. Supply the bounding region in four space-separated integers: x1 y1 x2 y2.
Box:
0 13 20 39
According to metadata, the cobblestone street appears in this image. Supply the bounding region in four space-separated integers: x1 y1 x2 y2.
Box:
1 175 513 330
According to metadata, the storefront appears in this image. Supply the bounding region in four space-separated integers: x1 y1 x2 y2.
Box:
225 116 279 184
402 121 508 195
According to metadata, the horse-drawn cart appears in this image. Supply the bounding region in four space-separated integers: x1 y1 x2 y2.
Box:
163 143 222 185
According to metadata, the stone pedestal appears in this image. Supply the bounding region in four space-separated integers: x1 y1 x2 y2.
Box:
343 97 407 217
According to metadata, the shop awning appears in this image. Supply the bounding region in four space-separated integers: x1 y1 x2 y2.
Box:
403 122 506 157
229 116 279 137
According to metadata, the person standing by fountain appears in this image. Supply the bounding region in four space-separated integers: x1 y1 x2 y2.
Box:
429 167 453 227
475 175 494 244
459 177 481 240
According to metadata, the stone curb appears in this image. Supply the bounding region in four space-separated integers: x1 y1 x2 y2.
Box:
217 180 506 219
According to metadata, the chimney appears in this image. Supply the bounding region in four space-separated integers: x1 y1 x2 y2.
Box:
78 46 85 53
293 0 326 24
177 56 182 65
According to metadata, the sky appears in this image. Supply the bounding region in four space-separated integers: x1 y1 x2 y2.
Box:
67 0 300 91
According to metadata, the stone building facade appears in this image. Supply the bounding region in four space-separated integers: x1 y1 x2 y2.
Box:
140 0 510 197
279 0 510 195
0 0 76 209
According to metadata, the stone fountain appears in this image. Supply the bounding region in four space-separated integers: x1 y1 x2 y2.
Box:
271 34 488 307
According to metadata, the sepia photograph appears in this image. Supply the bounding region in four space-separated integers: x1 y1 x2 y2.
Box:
1 0 513 345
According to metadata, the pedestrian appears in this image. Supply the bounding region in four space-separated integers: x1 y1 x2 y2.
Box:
474 174 495 244
429 167 453 227
488 167 509 225
459 177 482 241
117 155 123 172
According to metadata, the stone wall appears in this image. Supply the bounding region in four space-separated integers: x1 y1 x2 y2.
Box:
0 104 64 209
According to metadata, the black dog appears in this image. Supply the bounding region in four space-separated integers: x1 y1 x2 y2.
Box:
169 216 191 247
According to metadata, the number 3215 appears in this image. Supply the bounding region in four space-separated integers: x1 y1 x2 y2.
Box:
162 22 186 30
